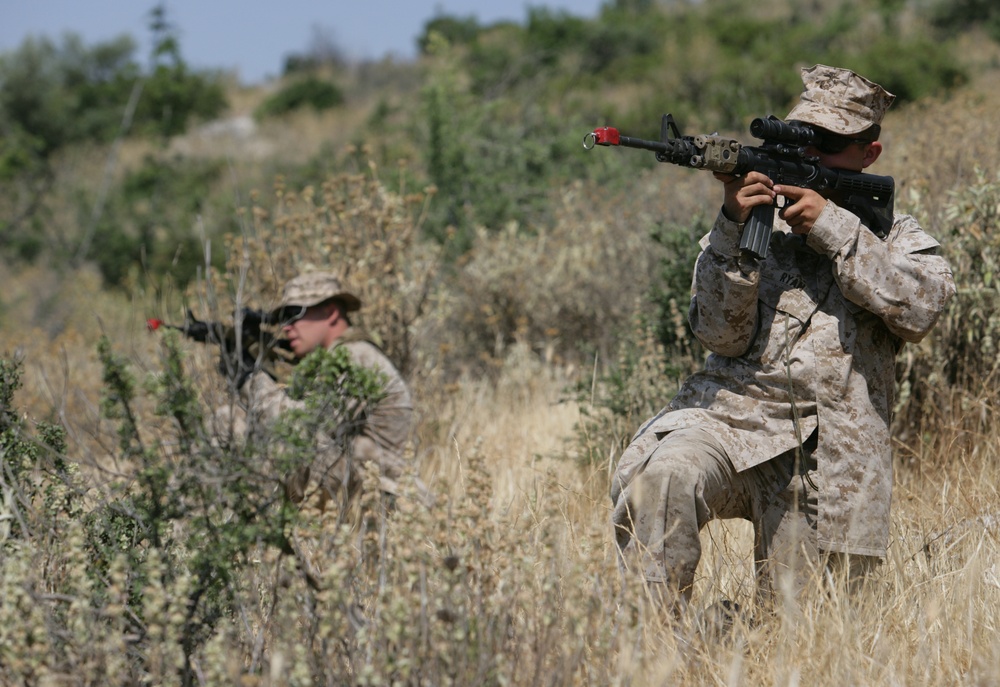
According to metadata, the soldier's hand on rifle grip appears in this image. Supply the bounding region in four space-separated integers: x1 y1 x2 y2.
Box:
775 184 828 235
714 171 776 224
217 341 259 391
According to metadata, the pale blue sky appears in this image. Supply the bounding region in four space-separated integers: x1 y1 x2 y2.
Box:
0 0 608 84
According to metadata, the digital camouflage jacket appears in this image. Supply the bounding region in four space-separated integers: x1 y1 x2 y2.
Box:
612 201 955 556
243 330 413 495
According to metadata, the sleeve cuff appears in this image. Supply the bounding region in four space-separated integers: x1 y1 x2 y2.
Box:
708 209 745 258
239 370 280 406
806 202 860 258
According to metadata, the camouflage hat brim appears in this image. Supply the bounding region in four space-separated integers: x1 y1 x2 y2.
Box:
785 100 874 136
272 271 362 316
786 64 895 137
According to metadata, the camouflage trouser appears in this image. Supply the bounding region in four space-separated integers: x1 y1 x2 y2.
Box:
611 426 879 607
285 435 397 511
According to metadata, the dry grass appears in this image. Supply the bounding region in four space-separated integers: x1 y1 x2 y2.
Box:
4 278 1000 684
3 58 1000 687
3 292 998 684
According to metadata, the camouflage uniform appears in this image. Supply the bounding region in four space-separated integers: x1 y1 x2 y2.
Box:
220 272 414 506
243 331 414 501
611 65 957 601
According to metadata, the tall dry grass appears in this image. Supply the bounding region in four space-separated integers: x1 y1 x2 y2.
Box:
2 65 1000 687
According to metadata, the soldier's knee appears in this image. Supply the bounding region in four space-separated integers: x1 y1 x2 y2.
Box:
638 446 703 497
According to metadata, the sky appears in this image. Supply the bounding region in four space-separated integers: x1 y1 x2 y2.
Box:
0 0 608 84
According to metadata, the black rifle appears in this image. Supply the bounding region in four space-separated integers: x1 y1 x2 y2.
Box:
583 114 895 259
148 308 294 385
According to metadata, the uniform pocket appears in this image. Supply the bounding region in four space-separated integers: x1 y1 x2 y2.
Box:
745 275 821 367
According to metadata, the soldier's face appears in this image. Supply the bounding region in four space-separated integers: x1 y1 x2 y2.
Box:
283 303 338 357
804 130 883 172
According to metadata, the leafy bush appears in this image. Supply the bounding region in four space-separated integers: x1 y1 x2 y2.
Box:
206 164 442 381
253 76 344 119
931 0 1000 42
86 154 227 288
0 25 224 150
846 37 966 103
418 14 482 54
0 355 75 544
566 0 969 132
0 321 405 682
0 14 226 265
650 218 709 363
578 9 666 77
420 39 610 249
134 61 227 139
524 7 590 65
134 3 227 140
893 172 1000 455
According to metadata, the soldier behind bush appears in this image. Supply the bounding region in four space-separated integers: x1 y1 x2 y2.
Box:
214 271 417 514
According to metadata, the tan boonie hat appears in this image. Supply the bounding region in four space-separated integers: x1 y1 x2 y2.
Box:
274 271 362 315
785 64 895 137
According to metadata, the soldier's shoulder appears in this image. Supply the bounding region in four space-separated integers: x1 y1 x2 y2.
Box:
340 338 402 375
889 213 942 253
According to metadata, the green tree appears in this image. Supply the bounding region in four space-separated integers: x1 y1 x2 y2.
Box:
133 3 227 139
254 76 344 119
931 0 1000 42
0 4 226 263
86 154 227 288
418 14 482 54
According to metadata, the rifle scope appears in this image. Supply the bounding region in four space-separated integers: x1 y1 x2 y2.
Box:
750 116 818 147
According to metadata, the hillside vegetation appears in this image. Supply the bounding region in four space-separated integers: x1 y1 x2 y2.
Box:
3 0 1000 684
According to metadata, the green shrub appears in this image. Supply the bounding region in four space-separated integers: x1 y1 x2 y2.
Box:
0 355 75 544
0 23 225 150
421 39 617 250
135 3 227 139
0 333 380 681
86 154 227 288
0 13 226 265
524 7 590 64
931 0 1000 42
418 15 482 54
578 10 666 77
846 37 967 102
650 218 708 364
254 76 344 119
893 172 1000 455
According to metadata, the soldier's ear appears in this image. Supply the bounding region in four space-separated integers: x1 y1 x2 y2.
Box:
324 300 343 322
861 141 882 168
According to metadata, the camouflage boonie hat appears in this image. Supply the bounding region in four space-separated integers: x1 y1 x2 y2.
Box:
785 64 895 137
274 271 361 314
